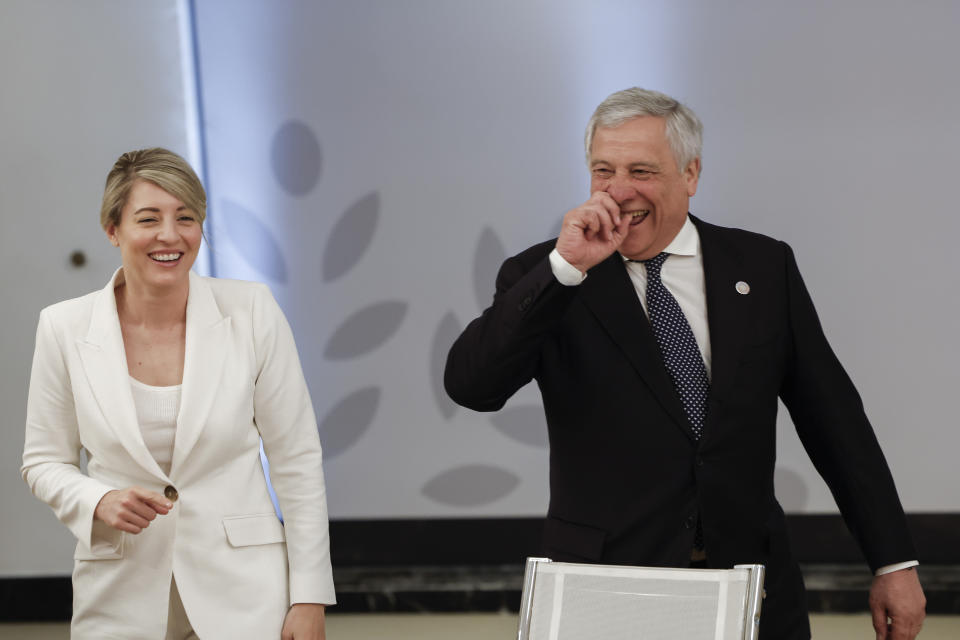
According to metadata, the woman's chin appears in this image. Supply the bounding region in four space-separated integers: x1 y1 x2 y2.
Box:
127 265 191 290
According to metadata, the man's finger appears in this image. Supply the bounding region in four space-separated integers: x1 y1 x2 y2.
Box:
613 210 632 237
594 207 615 241
870 601 888 640
888 616 920 640
580 209 600 238
593 192 622 223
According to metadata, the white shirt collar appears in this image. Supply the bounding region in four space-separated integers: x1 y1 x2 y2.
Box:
662 215 699 256
621 215 700 261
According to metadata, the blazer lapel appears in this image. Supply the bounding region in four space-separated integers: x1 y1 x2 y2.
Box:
694 217 750 429
169 272 230 476
579 254 695 440
76 269 168 478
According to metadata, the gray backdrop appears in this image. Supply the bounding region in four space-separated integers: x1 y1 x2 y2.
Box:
2 0 956 575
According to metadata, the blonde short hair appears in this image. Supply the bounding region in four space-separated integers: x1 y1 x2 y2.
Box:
100 148 206 230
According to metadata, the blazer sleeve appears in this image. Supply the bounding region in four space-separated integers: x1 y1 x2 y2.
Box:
250 285 336 605
444 248 580 411
21 308 120 555
778 242 915 571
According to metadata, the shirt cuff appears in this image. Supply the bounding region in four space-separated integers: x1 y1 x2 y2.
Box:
549 248 587 286
875 560 919 576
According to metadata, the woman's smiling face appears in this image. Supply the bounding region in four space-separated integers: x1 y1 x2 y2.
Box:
106 179 202 291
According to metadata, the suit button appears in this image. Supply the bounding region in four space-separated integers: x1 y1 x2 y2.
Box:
696 457 704 467
164 485 179 502
684 515 696 529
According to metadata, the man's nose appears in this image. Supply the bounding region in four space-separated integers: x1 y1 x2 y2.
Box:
605 176 636 203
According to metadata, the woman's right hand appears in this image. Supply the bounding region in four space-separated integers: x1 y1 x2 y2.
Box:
94 487 173 534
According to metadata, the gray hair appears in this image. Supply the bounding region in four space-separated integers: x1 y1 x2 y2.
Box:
584 87 703 172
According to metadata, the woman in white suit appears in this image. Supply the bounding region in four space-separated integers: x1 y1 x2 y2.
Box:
22 148 335 639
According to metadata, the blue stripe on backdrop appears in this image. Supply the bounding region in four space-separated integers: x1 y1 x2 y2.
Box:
183 0 216 277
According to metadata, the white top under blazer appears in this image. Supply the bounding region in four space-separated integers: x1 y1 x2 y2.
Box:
129 376 180 476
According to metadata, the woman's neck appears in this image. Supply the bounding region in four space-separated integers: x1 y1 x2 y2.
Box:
115 274 189 328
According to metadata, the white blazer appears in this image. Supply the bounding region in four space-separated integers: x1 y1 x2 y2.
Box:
22 269 335 640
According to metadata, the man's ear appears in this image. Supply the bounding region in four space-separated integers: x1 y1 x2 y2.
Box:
684 157 701 197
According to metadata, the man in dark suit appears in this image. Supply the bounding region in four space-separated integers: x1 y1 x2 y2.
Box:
444 88 925 639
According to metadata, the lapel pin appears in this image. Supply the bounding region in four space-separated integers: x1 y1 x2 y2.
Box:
735 281 750 295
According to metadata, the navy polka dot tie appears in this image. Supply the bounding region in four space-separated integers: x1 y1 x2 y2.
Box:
642 252 710 438
643 252 710 552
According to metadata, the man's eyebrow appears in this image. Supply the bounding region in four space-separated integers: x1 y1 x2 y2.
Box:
589 160 661 170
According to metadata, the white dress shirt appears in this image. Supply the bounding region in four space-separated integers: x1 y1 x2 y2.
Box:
548 215 916 577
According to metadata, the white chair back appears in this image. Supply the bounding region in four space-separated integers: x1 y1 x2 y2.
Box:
517 557 765 640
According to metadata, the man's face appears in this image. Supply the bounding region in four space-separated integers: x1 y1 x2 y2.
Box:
589 116 699 261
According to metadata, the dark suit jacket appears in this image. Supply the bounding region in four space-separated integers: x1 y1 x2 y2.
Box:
444 215 915 638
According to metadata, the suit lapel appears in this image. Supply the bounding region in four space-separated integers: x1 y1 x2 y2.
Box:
169 272 230 476
579 254 695 440
76 270 168 478
694 217 750 428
